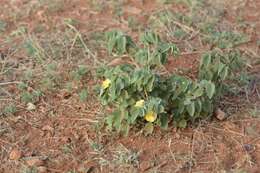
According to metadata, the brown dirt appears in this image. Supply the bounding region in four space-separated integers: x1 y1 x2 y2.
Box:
0 0 260 173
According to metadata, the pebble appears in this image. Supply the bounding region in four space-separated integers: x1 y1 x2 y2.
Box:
38 166 48 173
214 108 227 120
139 161 151 171
9 148 22 160
27 102 36 111
26 157 45 167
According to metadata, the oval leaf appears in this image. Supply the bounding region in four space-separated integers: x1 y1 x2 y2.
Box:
206 82 215 99
186 102 195 117
178 119 187 128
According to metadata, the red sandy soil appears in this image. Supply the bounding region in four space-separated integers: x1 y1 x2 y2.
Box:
0 0 259 172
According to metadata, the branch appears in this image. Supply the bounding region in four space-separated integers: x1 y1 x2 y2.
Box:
0 81 21 86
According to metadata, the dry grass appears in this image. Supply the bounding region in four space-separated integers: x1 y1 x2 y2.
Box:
0 0 259 172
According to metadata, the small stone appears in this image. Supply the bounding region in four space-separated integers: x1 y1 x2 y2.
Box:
172 127 177 133
175 133 181 139
27 102 36 111
243 144 255 152
140 161 151 171
37 166 48 173
74 132 80 140
37 10 44 18
214 108 227 120
9 148 22 160
26 157 44 167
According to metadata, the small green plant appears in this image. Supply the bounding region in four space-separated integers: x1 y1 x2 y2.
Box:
71 65 88 81
24 37 46 63
3 104 17 116
18 82 42 103
0 20 6 32
20 91 34 103
203 31 247 49
198 50 245 95
98 30 244 135
10 26 27 37
40 63 61 90
24 69 34 81
78 88 88 102
20 90 42 103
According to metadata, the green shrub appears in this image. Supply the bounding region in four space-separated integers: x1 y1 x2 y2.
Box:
98 30 244 135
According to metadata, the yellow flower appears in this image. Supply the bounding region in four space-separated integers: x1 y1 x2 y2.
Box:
102 79 111 89
135 100 145 108
144 111 157 122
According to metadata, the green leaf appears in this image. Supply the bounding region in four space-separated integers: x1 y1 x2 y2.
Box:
202 99 213 113
205 82 215 99
106 115 114 130
105 30 133 55
195 100 202 113
178 119 187 128
108 37 117 54
186 102 195 117
184 98 192 105
141 31 160 45
200 54 211 68
146 77 155 92
193 87 203 98
117 36 127 54
115 78 125 91
158 105 165 113
169 44 180 55
78 89 88 101
143 122 154 135
121 121 130 136
130 109 140 124
177 101 185 114
220 66 229 80
158 43 171 53
217 63 225 75
113 111 123 131
159 114 168 129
